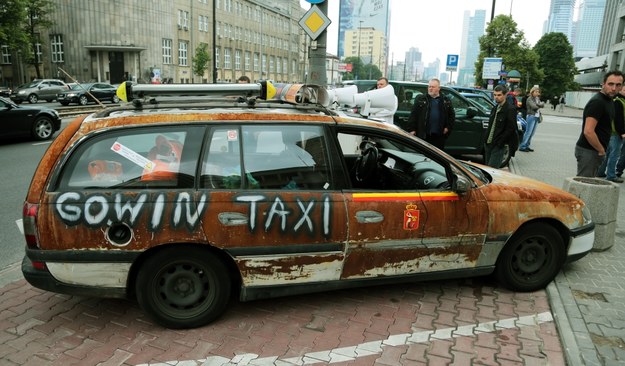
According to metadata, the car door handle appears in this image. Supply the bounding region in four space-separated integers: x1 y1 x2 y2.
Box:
355 210 384 224
218 212 248 226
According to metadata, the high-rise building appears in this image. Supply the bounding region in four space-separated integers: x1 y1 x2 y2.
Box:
457 10 486 87
338 0 391 72
546 0 576 43
344 27 386 72
597 0 621 56
606 0 625 71
404 47 422 81
575 0 607 58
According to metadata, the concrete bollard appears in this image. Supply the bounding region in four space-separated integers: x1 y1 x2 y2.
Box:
563 177 620 251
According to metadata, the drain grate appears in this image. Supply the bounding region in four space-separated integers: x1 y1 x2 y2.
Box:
571 290 608 302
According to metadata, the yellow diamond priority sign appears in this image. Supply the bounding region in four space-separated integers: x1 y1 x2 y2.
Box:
299 5 331 40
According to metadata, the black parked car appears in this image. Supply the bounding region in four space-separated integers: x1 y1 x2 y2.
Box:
57 82 120 106
0 96 62 140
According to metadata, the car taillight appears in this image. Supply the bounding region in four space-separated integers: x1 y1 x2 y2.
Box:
23 202 39 249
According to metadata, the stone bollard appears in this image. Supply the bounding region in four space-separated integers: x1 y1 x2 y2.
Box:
563 177 620 251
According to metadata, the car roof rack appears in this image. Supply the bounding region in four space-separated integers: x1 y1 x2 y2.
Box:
91 82 338 118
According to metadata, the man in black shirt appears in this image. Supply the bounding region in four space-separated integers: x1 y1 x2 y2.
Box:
484 85 517 168
575 70 624 177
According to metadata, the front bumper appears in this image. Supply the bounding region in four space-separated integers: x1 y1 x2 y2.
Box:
566 222 594 264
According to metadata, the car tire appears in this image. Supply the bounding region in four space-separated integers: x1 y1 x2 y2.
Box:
501 145 512 167
31 117 54 140
28 94 38 104
135 246 231 329
79 95 89 106
495 223 565 292
60 101 70 106
112 95 120 104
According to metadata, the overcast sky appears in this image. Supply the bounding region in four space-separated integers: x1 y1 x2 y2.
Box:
300 0 553 70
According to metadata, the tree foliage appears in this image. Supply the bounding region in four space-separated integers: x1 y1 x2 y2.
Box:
192 43 211 81
475 15 543 91
0 0 28 49
533 32 577 100
341 56 382 81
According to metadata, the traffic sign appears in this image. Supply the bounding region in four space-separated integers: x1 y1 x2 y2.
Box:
299 5 331 41
482 58 503 80
446 54 459 72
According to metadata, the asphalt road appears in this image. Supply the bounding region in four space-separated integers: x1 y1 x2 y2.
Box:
0 118 72 280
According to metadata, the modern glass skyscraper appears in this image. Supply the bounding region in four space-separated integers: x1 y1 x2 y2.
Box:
458 10 486 86
575 0 607 58
546 0 576 43
338 0 391 64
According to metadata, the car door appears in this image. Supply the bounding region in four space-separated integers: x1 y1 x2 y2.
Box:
199 124 348 288
442 89 489 155
0 99 32 137
394 83 426 130
335 127 489 279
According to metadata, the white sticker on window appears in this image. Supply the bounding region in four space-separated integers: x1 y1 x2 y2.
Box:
227 130 238 141
111 142 154 171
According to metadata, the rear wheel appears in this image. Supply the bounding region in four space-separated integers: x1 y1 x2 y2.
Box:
135 247 231 329
60 101 70 106
31 117 54 140
495 223 565 291
28 94 38 104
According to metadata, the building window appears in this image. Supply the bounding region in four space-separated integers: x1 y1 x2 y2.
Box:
162 39 172 64
1 45 11 64
235 49 241 70
35 42 42 64
253 52 259 72
224 48 231 69
269 56 274 73
262 54 267 74
215 47 220 68
179 41 188 66
283 58 288 75
276 57 281 74
178 10 189 29
198 15 209 32
50 34 64 63
244 51 250 71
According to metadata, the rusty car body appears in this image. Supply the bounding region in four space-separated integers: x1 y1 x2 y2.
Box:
21 83 594 328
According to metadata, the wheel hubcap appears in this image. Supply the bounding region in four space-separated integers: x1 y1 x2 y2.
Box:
159 264 208 309
514 239 547 275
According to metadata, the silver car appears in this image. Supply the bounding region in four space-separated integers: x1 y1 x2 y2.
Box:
10 79 69 104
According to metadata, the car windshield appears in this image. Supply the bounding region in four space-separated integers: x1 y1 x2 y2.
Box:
23 81 40 88
71 83 91 90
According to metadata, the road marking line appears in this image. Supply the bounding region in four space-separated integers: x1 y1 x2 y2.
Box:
33 141 53 146
138 311 553 366
16 219 24 235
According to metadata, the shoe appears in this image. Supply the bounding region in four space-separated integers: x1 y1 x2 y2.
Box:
519 148 529 152
527 148 534 152
606 177 624 183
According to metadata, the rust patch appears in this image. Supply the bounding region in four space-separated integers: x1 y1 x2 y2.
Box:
238 253 343 277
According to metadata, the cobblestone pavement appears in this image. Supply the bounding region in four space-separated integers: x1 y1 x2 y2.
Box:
511 105 625 365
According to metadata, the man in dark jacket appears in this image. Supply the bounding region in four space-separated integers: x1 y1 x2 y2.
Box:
485 85 518 168
405 78 455 150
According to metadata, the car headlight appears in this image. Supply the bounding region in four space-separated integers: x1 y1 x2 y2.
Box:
582 205 592 225
67 93 78 97
17 90 25 95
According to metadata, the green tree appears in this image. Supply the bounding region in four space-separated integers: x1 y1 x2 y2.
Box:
0 0 28 50
341 56 368 81
475 15 543 91
192 43 211 82
533 32 577 100
23 0 56 79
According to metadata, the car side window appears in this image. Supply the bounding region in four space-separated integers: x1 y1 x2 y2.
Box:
442 90 470 116
56 126 204 190
201 125 332 190
337 131 450 191
397 86 425 112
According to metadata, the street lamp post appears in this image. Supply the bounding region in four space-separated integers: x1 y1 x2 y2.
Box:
356 20 363 80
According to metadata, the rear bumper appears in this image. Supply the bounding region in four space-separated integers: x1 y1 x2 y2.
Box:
22 255 128 298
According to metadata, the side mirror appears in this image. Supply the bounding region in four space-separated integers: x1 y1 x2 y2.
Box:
453 173 472 194
466 106 478 118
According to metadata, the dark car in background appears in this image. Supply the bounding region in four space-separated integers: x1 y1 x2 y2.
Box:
451 86 493 100
0 96 62 140
57 82 121 106
0 85 11 97
10 79 69 104
461 92 495 114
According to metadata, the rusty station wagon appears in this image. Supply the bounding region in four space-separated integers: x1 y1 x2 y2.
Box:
22 83 594 328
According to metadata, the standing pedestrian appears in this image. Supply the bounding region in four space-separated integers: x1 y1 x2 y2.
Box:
237 75 251 83
558 94 566 112
406 78 455 150
484 85 517 168
551 95 559 110
368 77 397 124
519 86 545 152
597 87 625 183
575 70 624 177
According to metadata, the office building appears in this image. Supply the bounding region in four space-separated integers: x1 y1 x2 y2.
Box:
574 0 607 58
457 9 486 87
344 27 386 73
597 0 621 56
546 0 576 43
404 47 422 81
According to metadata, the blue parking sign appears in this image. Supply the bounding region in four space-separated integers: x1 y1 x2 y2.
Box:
446 54 459 72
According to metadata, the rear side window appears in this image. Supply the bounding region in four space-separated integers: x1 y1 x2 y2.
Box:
200 125 332 190
55 126 205 189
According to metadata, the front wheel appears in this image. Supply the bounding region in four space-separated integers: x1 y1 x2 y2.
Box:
79 95 89 105
112 95 120 103
495 223 565 291
135 247 231 329
28 94 38 104
31 117 54 140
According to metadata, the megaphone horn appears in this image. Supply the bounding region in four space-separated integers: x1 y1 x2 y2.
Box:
353 85 398 116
